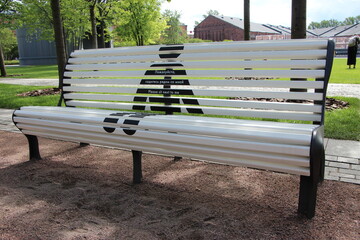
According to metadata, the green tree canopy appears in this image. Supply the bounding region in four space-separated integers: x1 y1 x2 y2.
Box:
308 15 360 29
114 0 166 46
0 28 17 59
0 0 19 77
162 9 186 44
17 0 89 45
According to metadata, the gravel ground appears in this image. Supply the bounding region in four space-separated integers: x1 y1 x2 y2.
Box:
0 131 359 240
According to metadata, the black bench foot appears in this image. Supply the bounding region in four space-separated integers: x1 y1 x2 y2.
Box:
132 150 142 184
174 156 182 161
25 135 41 161
298 175 318 219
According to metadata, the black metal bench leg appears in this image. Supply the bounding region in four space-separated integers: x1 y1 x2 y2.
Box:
25 135 41 161
298 175 318 219
132 150 142 184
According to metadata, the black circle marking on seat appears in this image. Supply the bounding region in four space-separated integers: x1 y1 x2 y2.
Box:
103 113 153 135
103 117 119 133
123 119 140 135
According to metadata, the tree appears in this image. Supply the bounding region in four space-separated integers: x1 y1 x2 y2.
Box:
291 0 306 93
114 0 166 46
308 15 360 29
291 0 306 39
343 15 360 25
0 28 17 59
86 0 98 48
244 0 250 41
162 9 186 44
50 0 67 94
0 0 18 77
60 0 90 49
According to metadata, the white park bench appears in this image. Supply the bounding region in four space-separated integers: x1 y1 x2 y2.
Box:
13 39 335 218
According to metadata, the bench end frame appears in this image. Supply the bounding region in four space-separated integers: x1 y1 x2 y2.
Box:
298 125 324 219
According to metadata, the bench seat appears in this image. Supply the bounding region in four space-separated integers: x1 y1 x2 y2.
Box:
14 106 319 176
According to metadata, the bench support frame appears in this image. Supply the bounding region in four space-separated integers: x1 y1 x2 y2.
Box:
132 150 143 184
25 135 42 161
298 126 324 218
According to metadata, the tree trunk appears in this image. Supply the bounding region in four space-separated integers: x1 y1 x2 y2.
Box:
0 45 7 77
50 0 68 105
98 21 106 48
291 0 307 39
89 4 98 49
291 0 307 92
244 0 250 41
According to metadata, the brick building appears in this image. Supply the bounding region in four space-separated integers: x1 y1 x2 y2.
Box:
256 23 360 51
194 15 281 41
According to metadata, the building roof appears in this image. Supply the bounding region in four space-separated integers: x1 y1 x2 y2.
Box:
334 23 360 36
198 14 360 38
210 15 281 34
318 25 351 37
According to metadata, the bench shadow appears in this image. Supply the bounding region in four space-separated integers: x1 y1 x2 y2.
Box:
0 132 358 239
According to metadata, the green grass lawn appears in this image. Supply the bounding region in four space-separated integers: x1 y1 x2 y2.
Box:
0 83 359 141
325 96 360 141
2 58 360 83
5 65 58 79
329 58 360 84
0 84 59 108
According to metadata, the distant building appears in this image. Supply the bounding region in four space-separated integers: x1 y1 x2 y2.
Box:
194 14 360 53
194 15 281 41
16 28 59 65
257 23 360 53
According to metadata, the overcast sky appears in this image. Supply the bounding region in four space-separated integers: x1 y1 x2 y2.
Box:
161 0 360 31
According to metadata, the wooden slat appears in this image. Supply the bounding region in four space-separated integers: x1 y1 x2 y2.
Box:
63 86 324 100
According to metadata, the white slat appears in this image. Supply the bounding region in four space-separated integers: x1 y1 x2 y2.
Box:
14 117 310 157
63 78 324 89
20 129 310 176
16 106 317 133
14 109 313 144
17 122 309 167
63 93 322 113
64 69 325 79
63 86 324 100
70 39 328 58
64 100 322 122
66 59 326 71
68 49 327 64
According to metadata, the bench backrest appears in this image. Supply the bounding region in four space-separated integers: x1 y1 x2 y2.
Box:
63 39 335 125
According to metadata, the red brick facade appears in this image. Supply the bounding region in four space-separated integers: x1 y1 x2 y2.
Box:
194 15 278 41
